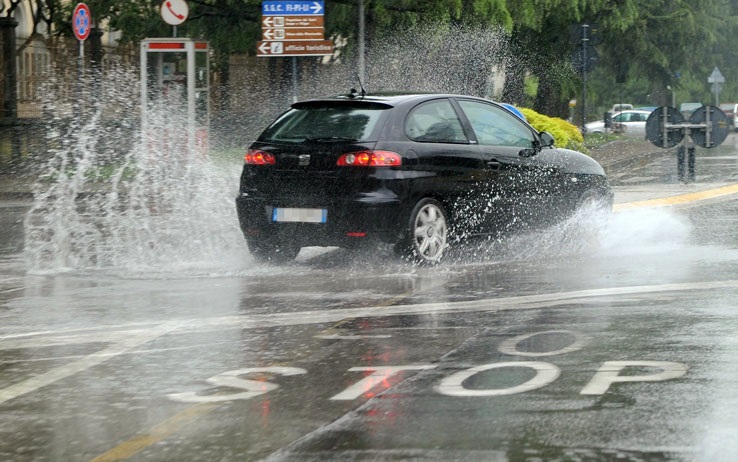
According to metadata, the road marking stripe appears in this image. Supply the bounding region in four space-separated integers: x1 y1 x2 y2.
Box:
614 183 738 211
89 403 220 462
0 327 172 406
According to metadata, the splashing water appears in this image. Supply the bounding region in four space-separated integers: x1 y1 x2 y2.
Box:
23 66 246 275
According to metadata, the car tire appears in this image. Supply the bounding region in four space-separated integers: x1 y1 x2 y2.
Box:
247 238 300 263
395 198 449 264
578 188 613 213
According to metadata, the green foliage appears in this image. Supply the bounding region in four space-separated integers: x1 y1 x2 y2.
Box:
36 0 738 121
520 107 585 152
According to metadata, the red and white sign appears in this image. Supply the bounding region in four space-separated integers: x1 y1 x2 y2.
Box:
160 0 189 26
72 3 91 41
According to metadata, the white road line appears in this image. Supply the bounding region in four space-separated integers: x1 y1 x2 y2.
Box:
0 326 172 405
0 287 24 295
1 280 737 350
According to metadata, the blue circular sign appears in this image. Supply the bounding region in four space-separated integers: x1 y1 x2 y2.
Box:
73 3 91 41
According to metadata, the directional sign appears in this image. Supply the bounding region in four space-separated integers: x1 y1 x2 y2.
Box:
257 40 334 57
263 28 325 41
262 16 324 28
262 1 323 15
72 3 91 41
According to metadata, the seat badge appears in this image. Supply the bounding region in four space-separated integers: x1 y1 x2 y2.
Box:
298 154 311 166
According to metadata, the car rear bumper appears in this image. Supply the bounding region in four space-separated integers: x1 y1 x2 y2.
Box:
235 193 406 248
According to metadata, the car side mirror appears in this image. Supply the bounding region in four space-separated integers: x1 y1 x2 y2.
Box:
519 131 555 157
539 131 555 148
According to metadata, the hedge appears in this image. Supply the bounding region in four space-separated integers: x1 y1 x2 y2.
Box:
519 107 585 152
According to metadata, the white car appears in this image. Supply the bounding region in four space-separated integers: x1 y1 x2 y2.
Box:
585 110 653 137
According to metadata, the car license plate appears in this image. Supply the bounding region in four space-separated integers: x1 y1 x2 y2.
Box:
272 208 327 223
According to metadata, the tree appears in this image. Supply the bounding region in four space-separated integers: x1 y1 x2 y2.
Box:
19 0 738 120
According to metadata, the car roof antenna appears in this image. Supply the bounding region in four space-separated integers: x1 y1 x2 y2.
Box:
349 75 367 99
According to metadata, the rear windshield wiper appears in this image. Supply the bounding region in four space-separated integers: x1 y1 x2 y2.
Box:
304 136 358 142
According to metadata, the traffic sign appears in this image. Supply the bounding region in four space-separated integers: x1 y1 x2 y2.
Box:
689 105 730 148
707 66 725 84
262 15 324 28
160 0 189 26
262 1 324 15
259 0 330 57
72 3 91 41
262 28 325 41
645 106 685 149
257 40 334 57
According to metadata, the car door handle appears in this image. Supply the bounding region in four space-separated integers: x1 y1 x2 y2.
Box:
486 160 501 170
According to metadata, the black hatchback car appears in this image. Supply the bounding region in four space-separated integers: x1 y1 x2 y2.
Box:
236 93 612 263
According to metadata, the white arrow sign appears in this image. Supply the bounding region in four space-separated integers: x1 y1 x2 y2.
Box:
708 66 725 84
310 1 322 14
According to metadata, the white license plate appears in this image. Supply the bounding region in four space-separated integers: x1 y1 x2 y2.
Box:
272 207 327 223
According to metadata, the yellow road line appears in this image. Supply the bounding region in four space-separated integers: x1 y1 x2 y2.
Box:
89 403 220 462
614 183 738 212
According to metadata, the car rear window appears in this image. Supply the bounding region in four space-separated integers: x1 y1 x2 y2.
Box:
260 102 391 142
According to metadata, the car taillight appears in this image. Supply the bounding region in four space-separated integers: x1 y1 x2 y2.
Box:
244 149 275 165
337 150 402 167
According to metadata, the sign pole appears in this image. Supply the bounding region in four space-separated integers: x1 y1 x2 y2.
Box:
580 24 589 134
292 56 298 103
72 3 91 116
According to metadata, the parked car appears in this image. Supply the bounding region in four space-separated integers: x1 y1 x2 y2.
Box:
236 92 613 263
679 102 703 119
585 110 652 137
610 103 633 113
719 103 736 124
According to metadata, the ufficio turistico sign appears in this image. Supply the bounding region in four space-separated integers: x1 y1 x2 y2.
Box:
72 3 91 41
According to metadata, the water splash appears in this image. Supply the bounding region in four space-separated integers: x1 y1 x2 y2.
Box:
23 66 246 275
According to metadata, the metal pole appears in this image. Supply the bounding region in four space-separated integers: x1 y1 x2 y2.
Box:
292 57 298 103
77 40 84 115
581 24 588 134
358 0 365 84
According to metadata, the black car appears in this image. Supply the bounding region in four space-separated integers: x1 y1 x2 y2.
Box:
236 92 612 263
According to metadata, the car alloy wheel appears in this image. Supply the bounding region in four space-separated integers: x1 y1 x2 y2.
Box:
402 198 448 263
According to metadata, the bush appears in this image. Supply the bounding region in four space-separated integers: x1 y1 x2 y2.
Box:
519 108 585 152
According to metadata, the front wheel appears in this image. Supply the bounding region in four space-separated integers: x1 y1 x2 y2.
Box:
578 188 613 214
247 238 300 263
395 198 449 264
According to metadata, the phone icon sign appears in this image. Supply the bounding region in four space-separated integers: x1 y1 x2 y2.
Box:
160 0 189 26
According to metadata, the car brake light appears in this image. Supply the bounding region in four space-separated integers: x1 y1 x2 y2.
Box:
244 149 276 165
337 150 401 167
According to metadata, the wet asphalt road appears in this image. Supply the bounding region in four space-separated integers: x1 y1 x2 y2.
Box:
2 137 738 461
